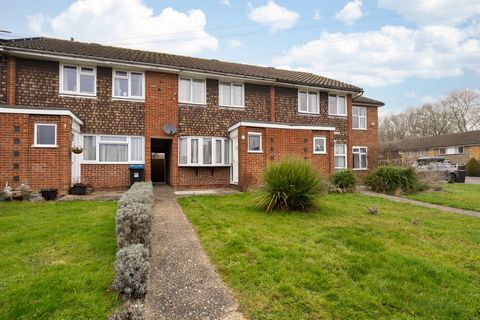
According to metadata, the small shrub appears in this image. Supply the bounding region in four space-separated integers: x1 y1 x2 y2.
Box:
109 300 144 320
118 182 154 208
116 203 153 249
258 158 326 212
113 244 149 299
330 170 357 190
417 170 446 191
466 158 480 177
365 165 425 195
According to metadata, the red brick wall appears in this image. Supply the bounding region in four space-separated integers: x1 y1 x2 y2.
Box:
0 55 7 104
14 58 144 135
0 113 71 191
237 126 333 190
351 105 379 179
81 164 130 189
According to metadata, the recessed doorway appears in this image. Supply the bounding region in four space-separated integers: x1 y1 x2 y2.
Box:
151 138 172 184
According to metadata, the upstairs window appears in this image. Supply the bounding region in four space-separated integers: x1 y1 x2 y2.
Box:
298 91 319 114
439 146 464 155
329 94 347 116
34 123 57 147
352 106 367 129
60 64 96 96
353 146 368 170
179 77 206 104
219 82 244 108
178 137 230 166
113 70 144 99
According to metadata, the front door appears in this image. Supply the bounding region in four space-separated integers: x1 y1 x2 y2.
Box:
71 129 81 185
151 152 167 183
230 129 239 184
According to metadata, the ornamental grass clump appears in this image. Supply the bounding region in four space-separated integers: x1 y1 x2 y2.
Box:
365 165 425 195
258 158 326 212
330 169 357 190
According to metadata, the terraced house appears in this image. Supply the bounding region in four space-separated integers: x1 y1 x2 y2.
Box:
0 37 384 191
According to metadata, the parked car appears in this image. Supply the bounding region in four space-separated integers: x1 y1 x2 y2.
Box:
413 157 465 183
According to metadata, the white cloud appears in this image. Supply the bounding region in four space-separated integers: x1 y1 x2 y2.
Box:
405 91 435 104
27 0 218 55
335 0 363 26
227 39 242 48
248 1 300 32
273 23 480 87
313 10 321 21
378 0 480 25
220 0 231 6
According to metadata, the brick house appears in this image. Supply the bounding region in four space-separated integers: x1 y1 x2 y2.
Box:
0 37 384 191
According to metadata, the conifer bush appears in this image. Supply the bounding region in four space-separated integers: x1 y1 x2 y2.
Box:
466 158 480 177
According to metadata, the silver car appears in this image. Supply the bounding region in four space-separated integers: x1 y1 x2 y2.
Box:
413 157 463 183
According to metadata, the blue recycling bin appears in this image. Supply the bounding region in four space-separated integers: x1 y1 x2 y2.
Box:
128 164 145 186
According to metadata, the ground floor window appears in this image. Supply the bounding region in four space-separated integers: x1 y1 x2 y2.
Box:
34 123 57 147
334 143 347 170
178 136 230 166
353 146 368 170
82 135 144 163
313 137 326 154
248 132 262 153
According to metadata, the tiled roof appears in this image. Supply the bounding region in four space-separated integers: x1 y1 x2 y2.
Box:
0 37 362 92
384 130 480 151
353 95 384 106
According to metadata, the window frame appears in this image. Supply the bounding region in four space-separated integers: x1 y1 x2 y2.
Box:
178 136 231 167
112 70 145 100
82 134 144 164
439 146 464 155
178 77 207 105
219 82 245 108
34 123 57 148
59 64 97 97
328 94 347 116
298 90 320 114
247 132 263 153
352 106 367 130
313 136 327 154
334 143 347 170
352 146 368 170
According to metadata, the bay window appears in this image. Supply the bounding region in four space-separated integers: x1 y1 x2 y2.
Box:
298 90 319 114
334 143 347 170
83 135 144 163
113 70 144 99
329 94 347 116
352 106 367 129
179 77 206 104
60 64 96 96
178 137 230 166
219 82 244 107
353 146 368 170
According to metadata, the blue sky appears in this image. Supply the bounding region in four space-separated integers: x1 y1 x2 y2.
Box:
1 0 479 114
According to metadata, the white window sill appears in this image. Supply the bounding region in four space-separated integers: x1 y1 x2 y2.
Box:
353 128 368 131
179 101 207 106
32 145 57 148
353 168 368 171
112 97 145 102
59 93 97 99
82 162 145 165
298 111 319 115
329 114 348 117
219 105 245 109
313 152 327 155
178 164 231 167
248 150 263 153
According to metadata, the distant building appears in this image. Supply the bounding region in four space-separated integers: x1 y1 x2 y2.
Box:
381 130 480 165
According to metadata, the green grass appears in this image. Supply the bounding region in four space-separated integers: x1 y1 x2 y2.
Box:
0 201 122 319
179 193 480 320
406 184 480 211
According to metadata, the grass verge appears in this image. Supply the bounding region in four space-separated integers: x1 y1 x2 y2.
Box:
406 183 480 211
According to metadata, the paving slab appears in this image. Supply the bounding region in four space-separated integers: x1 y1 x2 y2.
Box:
144 185 244 320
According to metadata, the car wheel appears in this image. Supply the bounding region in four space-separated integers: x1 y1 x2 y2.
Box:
448 173 456 183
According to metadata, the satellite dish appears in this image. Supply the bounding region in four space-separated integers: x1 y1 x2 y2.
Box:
163 124 177 135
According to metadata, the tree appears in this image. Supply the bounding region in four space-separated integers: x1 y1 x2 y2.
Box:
441 89 480 132
466 158 480 177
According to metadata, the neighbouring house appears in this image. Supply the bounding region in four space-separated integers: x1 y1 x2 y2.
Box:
0 37 384 191
381 130 480 165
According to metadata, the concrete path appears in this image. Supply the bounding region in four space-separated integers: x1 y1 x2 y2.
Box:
466 177 480 184
144 185 244 320
362 191 480 218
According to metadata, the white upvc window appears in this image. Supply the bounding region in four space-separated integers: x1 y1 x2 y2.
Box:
353 146 368 170
112 70 145 100
352 106 367 129
439 146 464 155
60 64 96 96
248 132 262 153
82 135 144 164
416 149 426 156
34 123 57 147
179 77 206 104
298 90 319 114
219 82 244 108
313 136 327 154
328 94 347 116
334 143 347 170
178 137 230 167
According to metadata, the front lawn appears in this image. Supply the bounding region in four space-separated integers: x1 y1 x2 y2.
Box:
0 201 121 319
406 183 480 211
179 193 480 319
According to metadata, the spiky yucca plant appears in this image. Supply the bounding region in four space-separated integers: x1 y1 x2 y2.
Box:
258 158 325 212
